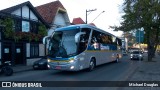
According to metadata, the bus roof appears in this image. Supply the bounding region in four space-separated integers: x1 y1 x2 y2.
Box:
55 24 121 39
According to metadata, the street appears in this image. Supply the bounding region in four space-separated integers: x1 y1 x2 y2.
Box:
0 54 142 90
1 0 160 90
0 55 139 81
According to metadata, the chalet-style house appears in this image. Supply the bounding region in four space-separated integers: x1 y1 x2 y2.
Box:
36 0 70 36
0 1 48 65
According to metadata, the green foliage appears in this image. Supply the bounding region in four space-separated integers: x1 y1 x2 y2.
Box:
38 24 47 37
0 19 3 25
113 0 160 32
112 0 160 61
14 32 43 42
3 18 14 38
2 18 46 42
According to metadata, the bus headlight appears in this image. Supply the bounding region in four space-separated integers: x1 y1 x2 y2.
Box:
47 64 50 68
69 57 76 63
70 66 74 69
69 60 74 63
48 59 51 62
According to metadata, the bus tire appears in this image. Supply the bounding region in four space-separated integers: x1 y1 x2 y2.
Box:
115 54 119 63
88 59 95 71
115 58 119 63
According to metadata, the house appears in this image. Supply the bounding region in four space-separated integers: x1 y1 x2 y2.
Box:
72 17 85 24
0 1 48 66
36 0 70 36
72 17 96 26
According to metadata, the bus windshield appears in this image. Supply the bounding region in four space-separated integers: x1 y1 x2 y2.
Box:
48 29 80 58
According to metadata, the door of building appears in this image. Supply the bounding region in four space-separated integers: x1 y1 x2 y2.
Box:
2 43 12 64
15 43 24 64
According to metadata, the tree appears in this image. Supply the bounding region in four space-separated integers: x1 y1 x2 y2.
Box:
38 24 47 37
112 0 160 61
2 18 14 38
123 31 136 47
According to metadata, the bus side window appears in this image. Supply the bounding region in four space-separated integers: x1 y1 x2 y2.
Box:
89 30 101 50
78 28 91 53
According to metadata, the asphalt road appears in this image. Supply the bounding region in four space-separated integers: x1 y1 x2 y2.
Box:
0 54 142 90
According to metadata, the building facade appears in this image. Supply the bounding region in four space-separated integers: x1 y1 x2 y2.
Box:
0 1 48 66
36 0 70 36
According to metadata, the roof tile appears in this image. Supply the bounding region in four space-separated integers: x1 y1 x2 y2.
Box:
36 1 66 24
72 17 85 24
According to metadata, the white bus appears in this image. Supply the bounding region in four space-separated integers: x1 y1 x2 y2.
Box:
43 24 122 71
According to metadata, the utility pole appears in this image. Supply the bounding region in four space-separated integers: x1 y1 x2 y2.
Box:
85 9 97 24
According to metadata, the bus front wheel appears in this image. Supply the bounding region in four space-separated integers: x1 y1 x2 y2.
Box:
88 59 95 71
115 58 119 63
115 54 119 63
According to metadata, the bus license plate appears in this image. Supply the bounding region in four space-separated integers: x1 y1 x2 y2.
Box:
55 66 61 69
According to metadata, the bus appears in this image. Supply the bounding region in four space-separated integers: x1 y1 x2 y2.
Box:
43 24 122 71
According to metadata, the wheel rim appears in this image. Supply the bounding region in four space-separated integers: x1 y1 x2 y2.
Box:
116 58 119 62
90 61 94 70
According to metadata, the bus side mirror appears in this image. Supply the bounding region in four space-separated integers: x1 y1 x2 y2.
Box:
75 32 86 43
43 36 50 44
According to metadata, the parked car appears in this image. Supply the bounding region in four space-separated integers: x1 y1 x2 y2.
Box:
129 48 139 53
33 57 48 70
122 51 128 56
143 48 148 53
130 51 143 60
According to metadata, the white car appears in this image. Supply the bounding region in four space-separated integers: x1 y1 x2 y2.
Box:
130 51 143 60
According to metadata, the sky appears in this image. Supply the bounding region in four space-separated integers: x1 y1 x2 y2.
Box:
0 0 124 37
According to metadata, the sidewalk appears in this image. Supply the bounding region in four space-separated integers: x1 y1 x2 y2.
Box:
118 53 160 90
12 65 33 73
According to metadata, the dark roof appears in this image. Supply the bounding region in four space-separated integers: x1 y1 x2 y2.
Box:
72 17 85 24
0 1 49 27
1 1 28 13
36 1 66 25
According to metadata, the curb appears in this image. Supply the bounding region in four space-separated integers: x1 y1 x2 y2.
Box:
13 68 33 73
12 66 33 73
116 62 140 90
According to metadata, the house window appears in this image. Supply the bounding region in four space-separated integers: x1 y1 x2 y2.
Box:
30 21 38 34
22 21 30 32
30 44 39 57
13 19 21 32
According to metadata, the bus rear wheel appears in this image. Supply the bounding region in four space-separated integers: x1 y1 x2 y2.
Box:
88 59 95 71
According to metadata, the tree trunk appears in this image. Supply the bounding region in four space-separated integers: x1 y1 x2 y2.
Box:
146 27 152 61
146 26 160 61
147 43 153 61
151 28 160 58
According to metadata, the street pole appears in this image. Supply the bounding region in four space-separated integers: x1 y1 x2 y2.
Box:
85 9 97 24
86 9 88 24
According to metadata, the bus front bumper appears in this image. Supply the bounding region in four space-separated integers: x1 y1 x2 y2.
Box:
47 62 80 71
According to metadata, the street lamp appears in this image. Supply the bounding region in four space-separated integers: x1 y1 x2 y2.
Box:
86 9 97 24
91 11 105 23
